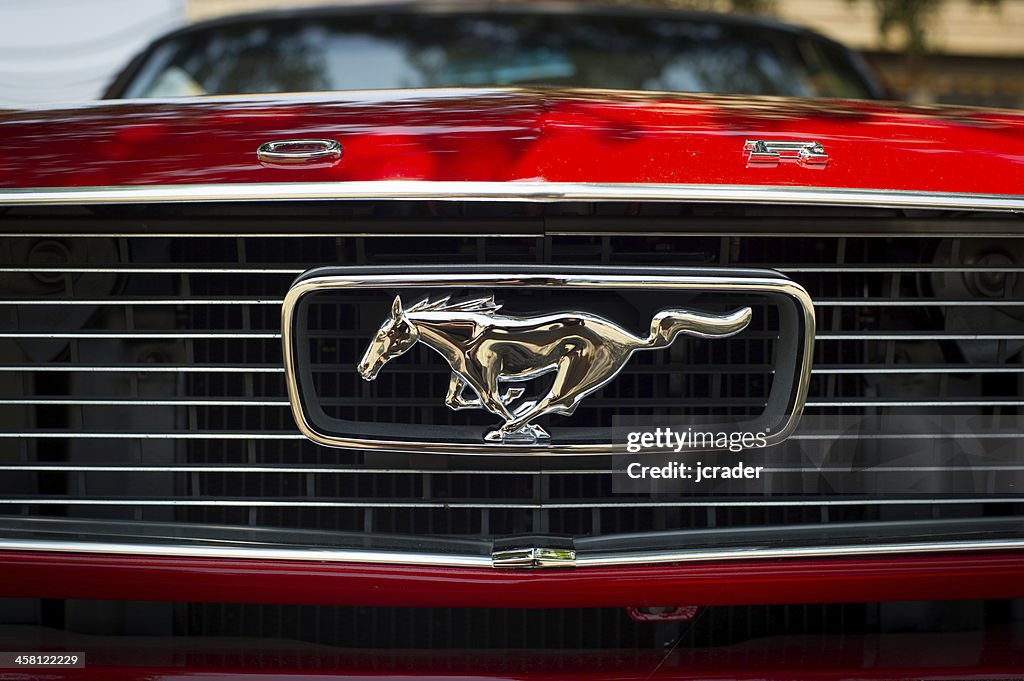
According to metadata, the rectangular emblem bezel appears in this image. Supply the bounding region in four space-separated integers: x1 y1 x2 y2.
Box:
282 266 814 456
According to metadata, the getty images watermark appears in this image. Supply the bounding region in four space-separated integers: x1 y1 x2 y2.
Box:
625 426 768 454
621 425 767 484
613 414 1024 495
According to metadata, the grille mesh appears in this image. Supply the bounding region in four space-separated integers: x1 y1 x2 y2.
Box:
302 285 780 441
1 202 1022 538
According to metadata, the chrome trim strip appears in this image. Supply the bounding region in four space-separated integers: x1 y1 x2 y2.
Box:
5 497 1022 508
818 300 1024 307
0 267 303 274
0 332 280 339
818 333 1024 341
0 398 288 407
779 266 1024 272
10 397 1024 408
6 430 1021 441
3 299 284 305
1 182 1023 211
7 266 1024 274
5 462 1024 473
814 366 1024 374
0 432 306 439
281 271 815 456
0 539 491 568
807 400 1024 407
8 364 1024 374
574 539 1024 568
0 365 285 373
1 537 1023 569
9 298 1024 308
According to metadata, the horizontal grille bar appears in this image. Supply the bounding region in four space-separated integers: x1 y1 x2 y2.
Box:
805 400 1024 407
4 213 1022 236
0 364 284 373
811 365 1024 374
816 333 1024 340
0 431 305 439
5 265 1024 272
2 497 1021 508
3 298 284 305
4 431 1023 440
8 298 1024 308
7 398 1023 408
1 364 756 375
0 266 303 274
815 299 1024 307
3 464 1024 474
0 398 291 407
775 266 1024 273
3 364 1021 375
0 332 281 339
6 331 1019 341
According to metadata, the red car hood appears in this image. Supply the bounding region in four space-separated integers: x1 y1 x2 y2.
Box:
1 88 1023 195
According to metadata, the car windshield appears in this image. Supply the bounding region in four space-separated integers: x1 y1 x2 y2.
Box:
117 10 876 99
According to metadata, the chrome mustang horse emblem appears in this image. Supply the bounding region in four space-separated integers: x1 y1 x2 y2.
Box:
357 294 752 443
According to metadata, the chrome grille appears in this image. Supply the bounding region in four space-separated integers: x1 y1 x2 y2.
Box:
1 202 1022 538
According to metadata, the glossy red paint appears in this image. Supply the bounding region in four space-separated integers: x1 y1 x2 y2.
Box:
2 550 1024 608
1 89 1023 195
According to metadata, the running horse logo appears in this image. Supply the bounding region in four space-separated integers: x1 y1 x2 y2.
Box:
357 294 752 443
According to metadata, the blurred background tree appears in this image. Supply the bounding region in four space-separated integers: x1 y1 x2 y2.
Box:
852 0 1001 54
631 0 1012 103
635 0 1001 54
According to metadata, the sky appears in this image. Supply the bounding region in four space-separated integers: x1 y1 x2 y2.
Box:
0 0 184 106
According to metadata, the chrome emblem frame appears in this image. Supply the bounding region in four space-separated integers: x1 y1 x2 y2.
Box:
282 268 815 456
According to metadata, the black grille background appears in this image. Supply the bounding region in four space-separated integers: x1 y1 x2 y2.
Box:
1 201 1023 649
1 202 1023 536
188 602 870 649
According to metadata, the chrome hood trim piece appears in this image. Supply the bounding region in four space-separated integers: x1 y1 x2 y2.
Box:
2 516 1024 569
574 539 1024 567
2 536 1024 569
1 182 1024 211
0 538 494 568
